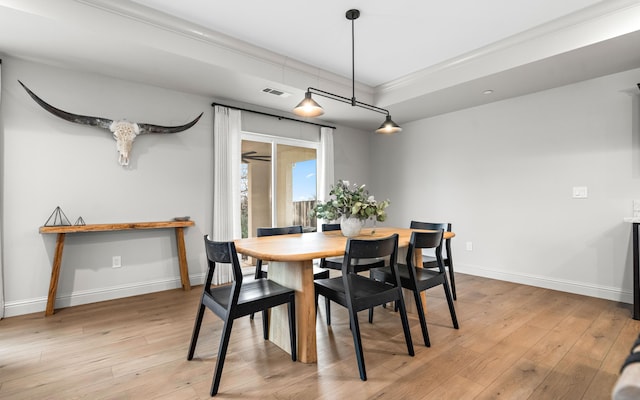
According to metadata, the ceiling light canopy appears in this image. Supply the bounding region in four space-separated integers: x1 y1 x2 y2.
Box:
292 9 401 135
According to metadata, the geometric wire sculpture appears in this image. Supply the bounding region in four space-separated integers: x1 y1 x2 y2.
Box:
74 216 86 226
44 206 72 226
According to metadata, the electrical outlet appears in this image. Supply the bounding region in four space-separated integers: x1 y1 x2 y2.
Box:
466 242 473 251
572 186 588 199
112 256 122 268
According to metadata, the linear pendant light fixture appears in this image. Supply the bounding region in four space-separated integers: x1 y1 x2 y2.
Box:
292 9 402 135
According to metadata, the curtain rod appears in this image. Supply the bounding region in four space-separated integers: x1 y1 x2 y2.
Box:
211 102 336 129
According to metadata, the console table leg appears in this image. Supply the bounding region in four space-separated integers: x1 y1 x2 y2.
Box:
175 227 191 291
46 233 66 316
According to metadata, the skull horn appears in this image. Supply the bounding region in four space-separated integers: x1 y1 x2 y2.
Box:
138 113 203 134
18 80 113 129
18 80 203 134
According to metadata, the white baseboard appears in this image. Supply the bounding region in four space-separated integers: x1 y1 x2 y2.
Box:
455 263 633 304
3 273 206 318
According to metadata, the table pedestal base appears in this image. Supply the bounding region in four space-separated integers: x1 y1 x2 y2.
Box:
267 260 317 363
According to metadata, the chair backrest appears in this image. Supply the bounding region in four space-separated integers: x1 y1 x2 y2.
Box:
410 220 451 261
203 235 243 305
255 226 303 274
343 234 399 279
257 225 303 237
406 230 444 270
321 223 341 232
410 220 449 232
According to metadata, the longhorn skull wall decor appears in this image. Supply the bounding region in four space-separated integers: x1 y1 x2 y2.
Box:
18 80 203 166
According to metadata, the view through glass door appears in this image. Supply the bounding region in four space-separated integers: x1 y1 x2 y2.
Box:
241 137 318 241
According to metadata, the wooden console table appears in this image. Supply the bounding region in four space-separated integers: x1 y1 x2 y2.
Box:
39 220 195 316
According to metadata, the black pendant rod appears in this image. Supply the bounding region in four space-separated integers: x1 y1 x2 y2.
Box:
211 102 336 129
351 12 356 105
346 9 360 107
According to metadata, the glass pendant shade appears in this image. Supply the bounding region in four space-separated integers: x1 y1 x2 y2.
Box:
375 115 402 134
293 92 324 117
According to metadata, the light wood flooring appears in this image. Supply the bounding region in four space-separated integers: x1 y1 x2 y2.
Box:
1 273 639 399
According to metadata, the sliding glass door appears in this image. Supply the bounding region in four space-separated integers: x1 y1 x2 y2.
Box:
241 134 318 239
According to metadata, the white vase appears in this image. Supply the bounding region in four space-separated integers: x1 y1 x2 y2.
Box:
340 216 363 237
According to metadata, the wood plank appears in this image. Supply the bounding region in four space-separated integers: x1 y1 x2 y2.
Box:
174 227 191 291
234 227 454 262
267 260 316 363
45 233 65 316
39 220 194 234
2 274 637 399
528 352 600 399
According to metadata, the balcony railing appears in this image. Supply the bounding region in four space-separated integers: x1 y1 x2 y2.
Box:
293 200 317 231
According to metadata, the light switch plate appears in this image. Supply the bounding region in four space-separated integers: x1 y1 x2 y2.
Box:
572 186 588 199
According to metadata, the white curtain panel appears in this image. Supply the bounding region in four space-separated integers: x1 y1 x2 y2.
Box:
212 105 242 284
317 127 335 227
318 127 335 202
0 59 4 319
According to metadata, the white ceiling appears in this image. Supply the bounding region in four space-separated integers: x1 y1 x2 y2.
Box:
129 0 606 86
1 0 640 131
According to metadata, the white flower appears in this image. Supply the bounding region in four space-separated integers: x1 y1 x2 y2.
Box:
343 180 350 186
368 195 375 202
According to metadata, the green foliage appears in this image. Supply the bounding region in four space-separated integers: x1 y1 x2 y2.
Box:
310 180 390 222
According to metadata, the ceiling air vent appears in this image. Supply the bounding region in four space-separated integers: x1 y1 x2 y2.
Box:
262 87 291 98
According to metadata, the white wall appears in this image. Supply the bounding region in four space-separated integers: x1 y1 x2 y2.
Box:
1 57 214 316
333 124 373 190
371 68 640 304
1 56 372 317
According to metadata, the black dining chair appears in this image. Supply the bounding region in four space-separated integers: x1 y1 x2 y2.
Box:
188 236 297 396
370 230 459 347
410 221 457 300
251 225 330 326
319 223 385 325
314 234 414 381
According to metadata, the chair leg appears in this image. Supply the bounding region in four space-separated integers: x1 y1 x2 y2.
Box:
396 292 415 356
413 291 431 347
288 295 297 362
368 307 374 324
443 279 459 329
448 263 457 300
187 303 206 360
262 309 269 340
252 266 265 320
349 310 367 381
325 297 331 326
210 317 234 396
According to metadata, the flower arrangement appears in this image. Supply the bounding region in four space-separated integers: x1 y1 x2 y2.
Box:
311 180 390 222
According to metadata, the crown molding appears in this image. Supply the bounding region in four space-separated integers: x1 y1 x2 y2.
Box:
376 0 640 106
74 0 374 97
